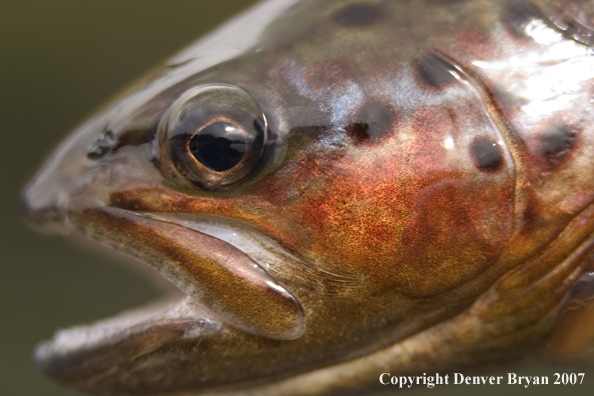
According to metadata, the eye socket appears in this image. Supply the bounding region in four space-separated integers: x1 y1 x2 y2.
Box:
156 84 267 190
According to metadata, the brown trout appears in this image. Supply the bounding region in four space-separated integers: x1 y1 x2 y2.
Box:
22 0 594 395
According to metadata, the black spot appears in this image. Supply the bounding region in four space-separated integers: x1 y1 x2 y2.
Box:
345 102 396 143
539 124 577 165
470 137 503 172
418 53 457 88
504 0 550 39
332 3 383 26
491 84 526 108
345 123 370 143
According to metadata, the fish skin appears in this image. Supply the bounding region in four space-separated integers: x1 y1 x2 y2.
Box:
21 0 594 395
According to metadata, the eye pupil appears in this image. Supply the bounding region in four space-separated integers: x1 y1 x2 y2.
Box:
188 121 246 172
159 84 268 189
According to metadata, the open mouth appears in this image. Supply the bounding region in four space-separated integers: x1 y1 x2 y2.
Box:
33 208 310 388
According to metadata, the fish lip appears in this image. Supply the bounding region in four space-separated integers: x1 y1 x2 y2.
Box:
121 209 307 274
74 206 301 280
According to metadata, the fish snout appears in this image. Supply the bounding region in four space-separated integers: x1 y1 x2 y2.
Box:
21 173 67 234
21 119 113 234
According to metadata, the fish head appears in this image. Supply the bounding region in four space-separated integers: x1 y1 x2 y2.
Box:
21 0 594 395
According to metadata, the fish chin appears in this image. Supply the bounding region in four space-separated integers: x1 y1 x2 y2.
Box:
35 297 222 386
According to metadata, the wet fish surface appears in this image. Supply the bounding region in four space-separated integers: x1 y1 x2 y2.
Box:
22 0 594 395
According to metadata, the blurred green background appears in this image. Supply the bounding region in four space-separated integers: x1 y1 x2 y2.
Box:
0 1 592 395
0 1 258 395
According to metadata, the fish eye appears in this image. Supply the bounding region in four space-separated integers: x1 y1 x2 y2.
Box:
156 84 267 190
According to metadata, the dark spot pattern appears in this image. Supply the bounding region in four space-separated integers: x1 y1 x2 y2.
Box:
470 136 503 172
332 3 383 26
491 85 526 108
345 123 370 143
345 102 396 143
417 53 457 88
539 124 578 165
504 0 550 39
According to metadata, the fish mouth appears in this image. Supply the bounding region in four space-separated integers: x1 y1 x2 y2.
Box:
31 206 310 392
52 206 306 336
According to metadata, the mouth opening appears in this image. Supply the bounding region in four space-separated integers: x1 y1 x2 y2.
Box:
37 207 308 352
33 208 312 391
